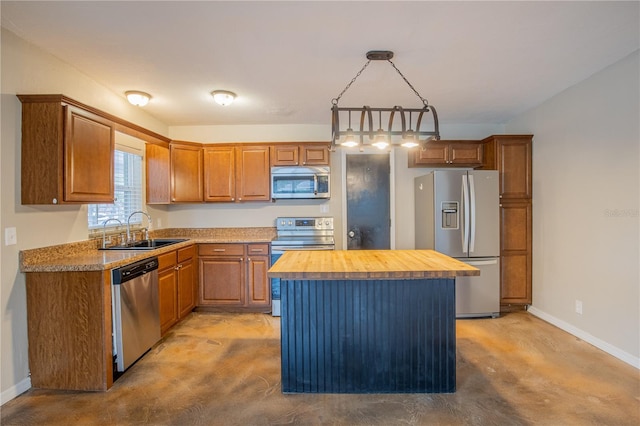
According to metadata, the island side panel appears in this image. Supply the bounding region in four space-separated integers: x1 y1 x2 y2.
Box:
280 278 456 393
26 271 110 391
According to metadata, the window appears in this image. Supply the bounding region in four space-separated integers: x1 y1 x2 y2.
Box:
88 148 143 230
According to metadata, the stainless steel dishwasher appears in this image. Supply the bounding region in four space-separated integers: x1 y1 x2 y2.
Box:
112 256 161 374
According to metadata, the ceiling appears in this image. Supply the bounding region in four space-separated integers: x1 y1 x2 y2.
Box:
2 1 639 127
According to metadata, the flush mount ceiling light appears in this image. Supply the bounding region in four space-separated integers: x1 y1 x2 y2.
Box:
211 90 236 106
331 50 440 150
125 91 151 107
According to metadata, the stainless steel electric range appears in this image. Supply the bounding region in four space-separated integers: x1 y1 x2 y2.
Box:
270 217 335 316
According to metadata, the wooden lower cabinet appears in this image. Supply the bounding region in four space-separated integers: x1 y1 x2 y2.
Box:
158 245 196 335
198 243 271 311
500 201 532 304
25 270 114 391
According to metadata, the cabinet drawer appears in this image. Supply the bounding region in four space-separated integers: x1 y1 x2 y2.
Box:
178 245 196 262
158 251 177 270
247 243 270 256
199 244 245 256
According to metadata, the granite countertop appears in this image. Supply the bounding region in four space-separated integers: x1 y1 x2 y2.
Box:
268 249 480 280
20 227 276 272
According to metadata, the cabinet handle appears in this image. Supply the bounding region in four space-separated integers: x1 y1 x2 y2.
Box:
213 249 226 252
250 249 264 253
175 264 183 270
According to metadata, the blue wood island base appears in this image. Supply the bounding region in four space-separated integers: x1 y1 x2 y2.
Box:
280 278 456 393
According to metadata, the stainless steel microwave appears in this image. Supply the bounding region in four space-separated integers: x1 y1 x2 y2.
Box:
271 166 330 199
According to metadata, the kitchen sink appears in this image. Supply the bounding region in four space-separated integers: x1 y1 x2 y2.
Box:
100 238 188 250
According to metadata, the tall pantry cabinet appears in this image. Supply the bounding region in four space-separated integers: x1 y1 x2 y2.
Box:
481 135 533 307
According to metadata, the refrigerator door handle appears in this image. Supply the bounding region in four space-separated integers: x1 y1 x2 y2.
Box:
463 259 498 266
461 175 470 254
468 174 476 253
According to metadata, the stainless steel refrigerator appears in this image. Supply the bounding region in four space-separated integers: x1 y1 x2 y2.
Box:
415 170 500 318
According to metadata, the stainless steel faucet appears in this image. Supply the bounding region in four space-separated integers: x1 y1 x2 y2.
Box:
102 218 123 249
127 211 152 243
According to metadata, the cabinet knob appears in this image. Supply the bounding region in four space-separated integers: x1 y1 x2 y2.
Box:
231 198 235 201
52 198 58 204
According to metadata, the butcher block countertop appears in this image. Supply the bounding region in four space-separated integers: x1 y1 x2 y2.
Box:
268 249 480 280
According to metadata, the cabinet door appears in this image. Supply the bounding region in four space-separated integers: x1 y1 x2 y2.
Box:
301 144 330 165
171 143 203 202
235 146 270 201
449 142 483 166
158 266 179 335
199 257 244 306
64 106 115 203
177 245 196 318
270 145 299 166
146 143 170 204
203 146 236 202
177 257 196 318
500 201 532 304
247 255 270 308
414 142 449 165
498 138 532 199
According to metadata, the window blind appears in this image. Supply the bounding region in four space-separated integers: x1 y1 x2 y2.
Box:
88 149 143 229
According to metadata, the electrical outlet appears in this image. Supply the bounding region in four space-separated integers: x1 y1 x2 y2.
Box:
575 300 583 315
4 227 17 246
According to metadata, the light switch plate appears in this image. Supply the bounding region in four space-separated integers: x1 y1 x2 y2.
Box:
5 227 17 246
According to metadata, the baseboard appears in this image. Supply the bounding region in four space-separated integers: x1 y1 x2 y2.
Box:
1 377 31 406
527 306 640 370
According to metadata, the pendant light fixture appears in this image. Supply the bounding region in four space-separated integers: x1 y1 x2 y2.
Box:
331 50 440 149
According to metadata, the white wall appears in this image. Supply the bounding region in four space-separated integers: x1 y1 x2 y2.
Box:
0 28 169 403
506 50 640 366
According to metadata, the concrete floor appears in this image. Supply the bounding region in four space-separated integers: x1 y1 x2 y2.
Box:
1 311 639 425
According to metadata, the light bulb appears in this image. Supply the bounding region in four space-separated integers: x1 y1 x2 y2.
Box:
341 129 359 147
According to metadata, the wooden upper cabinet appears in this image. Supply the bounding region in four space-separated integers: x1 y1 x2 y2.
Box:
408 141 482 167
236 146 271 201
301 144 330 165
18 95 115 204
270 145 299 166
146 143 171 204
204 146 236 202
271 142 330 166
170 142 203 202
204 145 270 202
481 135 532 199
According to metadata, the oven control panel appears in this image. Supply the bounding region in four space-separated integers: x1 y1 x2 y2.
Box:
276 217 333 231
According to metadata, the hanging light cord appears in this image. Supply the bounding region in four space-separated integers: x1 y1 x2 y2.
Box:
331 58 430 107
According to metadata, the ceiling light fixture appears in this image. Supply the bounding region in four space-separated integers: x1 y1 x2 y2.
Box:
211 90 236 106
331 50 440 149
125 91 151 107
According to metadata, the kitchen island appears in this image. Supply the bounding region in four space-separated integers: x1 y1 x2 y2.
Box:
268 249 479 394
